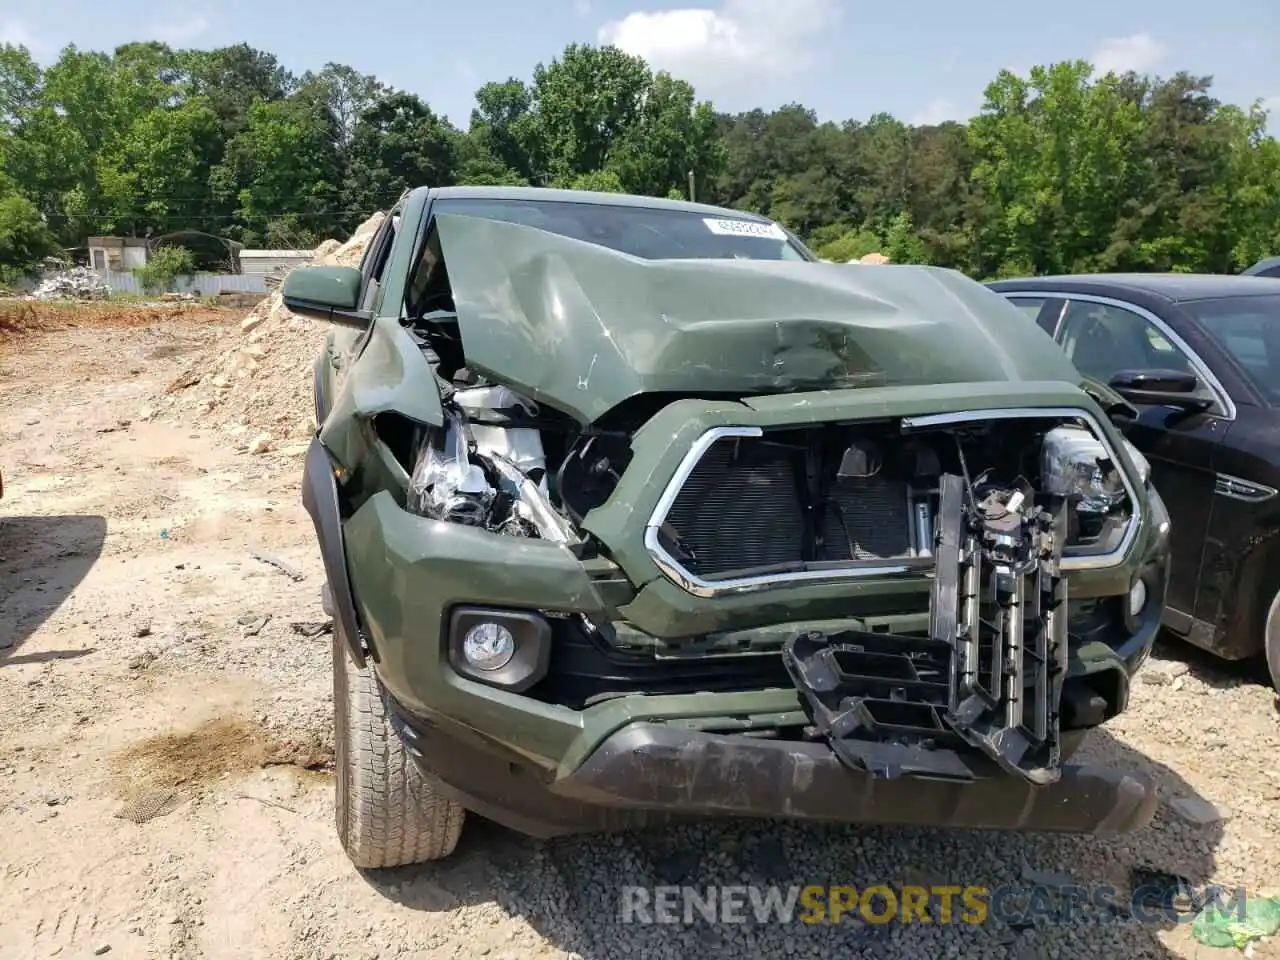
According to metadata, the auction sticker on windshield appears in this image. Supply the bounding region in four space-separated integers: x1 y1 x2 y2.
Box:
703 217 788 240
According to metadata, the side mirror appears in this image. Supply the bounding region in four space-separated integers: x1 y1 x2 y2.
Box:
1107 369 1212 412
282 266 371 328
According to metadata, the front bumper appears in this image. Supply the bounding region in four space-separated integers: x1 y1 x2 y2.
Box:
389 705 1159 838
344 488 1164 785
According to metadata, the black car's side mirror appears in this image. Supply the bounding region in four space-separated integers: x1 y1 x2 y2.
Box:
1107 369 1213 412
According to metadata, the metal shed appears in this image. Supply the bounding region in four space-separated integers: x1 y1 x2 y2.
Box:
237 249 316 278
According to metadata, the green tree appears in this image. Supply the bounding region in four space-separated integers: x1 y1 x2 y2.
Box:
133 243 195 293
968 62 1145 277
345 92 458 211
882 210 928 263
95 99 222 236
815 228 884 262
468 79 539 181
180 44 296 138
607 72 722 198
0 152 56 279
211 95 344 245
527 44 651 182
297 63 386 151
565 169 625 192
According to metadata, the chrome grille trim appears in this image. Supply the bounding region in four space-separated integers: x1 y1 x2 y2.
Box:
642 408 1143 598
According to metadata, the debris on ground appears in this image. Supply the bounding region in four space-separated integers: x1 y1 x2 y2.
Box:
250 550 305 582
290 621 332 638
238 614 271 637
1192 895 1280 949
29 267 111 301
1142 659 1192 685
1170 795 1232 825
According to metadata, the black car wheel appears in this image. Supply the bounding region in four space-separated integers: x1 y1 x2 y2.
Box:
1266 589 1280 695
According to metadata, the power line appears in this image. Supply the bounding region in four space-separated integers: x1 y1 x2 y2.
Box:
40 207 389 223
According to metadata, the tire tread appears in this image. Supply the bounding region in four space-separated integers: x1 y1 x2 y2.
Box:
334 633 465 868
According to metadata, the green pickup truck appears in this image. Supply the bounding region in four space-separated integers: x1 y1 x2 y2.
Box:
285 186 1170 869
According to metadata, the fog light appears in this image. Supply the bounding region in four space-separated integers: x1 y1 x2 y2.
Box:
1128 579 1148 620
461 622 515 671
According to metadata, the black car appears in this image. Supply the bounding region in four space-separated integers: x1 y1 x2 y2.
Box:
987 274 1280 690
1243 257 1280 279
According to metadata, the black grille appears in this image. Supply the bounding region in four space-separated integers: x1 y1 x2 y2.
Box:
662 436 913 579
527 620 793 709
663 439 805 577
822 476 912 560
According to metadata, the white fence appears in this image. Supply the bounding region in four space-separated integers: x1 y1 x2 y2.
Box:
100 270 269 296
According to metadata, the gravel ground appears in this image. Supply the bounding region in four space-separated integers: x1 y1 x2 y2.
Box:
2 310 1280 960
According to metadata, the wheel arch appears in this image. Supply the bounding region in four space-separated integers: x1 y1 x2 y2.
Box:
1219 526 1280 660
302 436 372 667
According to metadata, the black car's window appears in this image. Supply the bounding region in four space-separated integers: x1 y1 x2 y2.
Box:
428 197 809 262
1057 299 1196 383
1183 295 1280 402
1005 296 1046 320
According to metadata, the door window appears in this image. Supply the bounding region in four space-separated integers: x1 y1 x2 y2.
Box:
1005 296 1046 320
1057 299 1196 383
358 213 399 313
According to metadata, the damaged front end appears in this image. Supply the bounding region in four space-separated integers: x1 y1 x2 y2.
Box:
310 208 1164 834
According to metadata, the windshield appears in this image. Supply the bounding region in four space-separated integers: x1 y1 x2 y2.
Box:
430 196 811 262
1183 294 1280 402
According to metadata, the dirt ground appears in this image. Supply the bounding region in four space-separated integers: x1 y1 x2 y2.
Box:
3 307 1280 960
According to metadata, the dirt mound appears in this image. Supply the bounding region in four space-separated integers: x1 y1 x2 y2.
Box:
156 211 387 450
1 300 235 338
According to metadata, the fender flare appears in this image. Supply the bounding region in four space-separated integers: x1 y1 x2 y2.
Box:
302 436 370 667
312 353 329 427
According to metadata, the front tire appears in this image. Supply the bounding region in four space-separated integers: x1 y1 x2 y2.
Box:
332 624 466 868
1265 589 1280 695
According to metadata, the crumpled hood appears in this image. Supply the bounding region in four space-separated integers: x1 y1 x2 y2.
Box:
433 213 1083 423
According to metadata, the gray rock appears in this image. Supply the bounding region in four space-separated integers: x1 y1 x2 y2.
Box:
1169 796 1231 824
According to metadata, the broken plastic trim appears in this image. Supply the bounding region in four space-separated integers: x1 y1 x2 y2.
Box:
781 471 1069 785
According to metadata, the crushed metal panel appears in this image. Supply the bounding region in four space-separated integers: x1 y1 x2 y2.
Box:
429 212 1083 424
782 471 1070 786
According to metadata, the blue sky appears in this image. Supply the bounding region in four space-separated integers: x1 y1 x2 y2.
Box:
3 0 1278 132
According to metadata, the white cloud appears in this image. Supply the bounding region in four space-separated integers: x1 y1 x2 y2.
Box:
146 13 210 46
0 17 55 58
1092 33 1169 76
598 0 840 95
909 98 967 127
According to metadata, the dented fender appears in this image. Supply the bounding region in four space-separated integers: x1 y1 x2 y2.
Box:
302 436 369 666
318 316 444 473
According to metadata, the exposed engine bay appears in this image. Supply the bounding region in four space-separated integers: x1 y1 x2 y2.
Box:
402 362 1136 575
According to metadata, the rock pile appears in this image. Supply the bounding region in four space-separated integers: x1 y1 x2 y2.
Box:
30 267 111 301
157 212 387 451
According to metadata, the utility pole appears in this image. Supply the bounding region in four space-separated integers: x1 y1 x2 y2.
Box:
687 170 696 202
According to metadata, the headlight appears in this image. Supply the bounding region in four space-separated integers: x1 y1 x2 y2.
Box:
1041 425 1129 513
